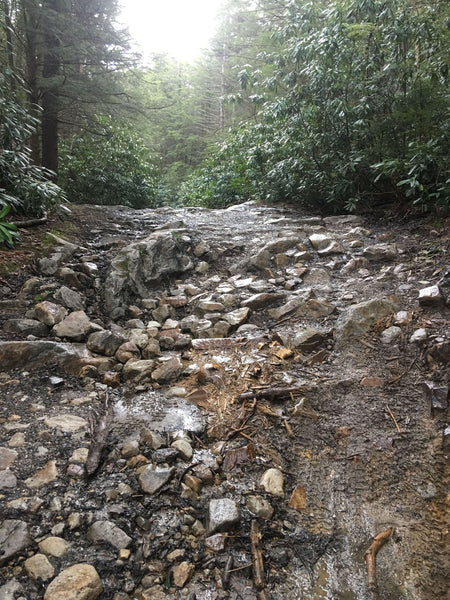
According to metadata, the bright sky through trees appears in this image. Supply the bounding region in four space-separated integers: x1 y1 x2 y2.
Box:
119 0 223 62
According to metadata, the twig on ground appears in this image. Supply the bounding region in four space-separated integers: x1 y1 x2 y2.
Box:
364 527 395 600
85 392 114 477
386 405 401 433
251 520 269 600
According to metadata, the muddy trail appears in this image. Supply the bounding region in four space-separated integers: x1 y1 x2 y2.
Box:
0 202 448 600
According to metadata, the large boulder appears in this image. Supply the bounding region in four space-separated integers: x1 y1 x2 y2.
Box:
104 232 193 317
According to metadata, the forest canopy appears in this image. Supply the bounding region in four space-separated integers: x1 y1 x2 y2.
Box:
1 0 449 217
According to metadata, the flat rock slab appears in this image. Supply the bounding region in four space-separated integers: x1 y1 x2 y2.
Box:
0 519 31 567
0 341 79 372
87 521 132 550
139 465 175 495
44 564 102 600
45 415 88 433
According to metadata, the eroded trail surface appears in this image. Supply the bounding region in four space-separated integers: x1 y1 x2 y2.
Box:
0 203 449 600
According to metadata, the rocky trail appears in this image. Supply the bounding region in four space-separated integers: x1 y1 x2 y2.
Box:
0 202 448 600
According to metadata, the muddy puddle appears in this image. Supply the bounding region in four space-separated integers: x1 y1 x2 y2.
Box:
114 391 206 434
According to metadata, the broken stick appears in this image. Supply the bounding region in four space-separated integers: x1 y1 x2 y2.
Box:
85 392 114 477
250 520 269 600
364 527 395 600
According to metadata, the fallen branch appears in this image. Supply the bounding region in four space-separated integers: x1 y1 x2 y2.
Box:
364 527 395 599
85 392 114 477
250 520 269 600
239 387 303 403
11 214 48 228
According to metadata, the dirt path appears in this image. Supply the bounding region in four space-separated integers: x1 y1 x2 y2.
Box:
0 203 448 600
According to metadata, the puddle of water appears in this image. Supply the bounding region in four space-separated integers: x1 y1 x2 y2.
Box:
114 390 205 433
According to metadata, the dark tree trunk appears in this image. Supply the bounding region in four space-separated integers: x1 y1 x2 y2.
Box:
23 0 41 164
41 0 63 177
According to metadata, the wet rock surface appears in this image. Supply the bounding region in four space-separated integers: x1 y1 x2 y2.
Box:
0 202 449 600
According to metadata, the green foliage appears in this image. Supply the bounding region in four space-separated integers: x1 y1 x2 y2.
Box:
59 116 160 208
0 204 19 247
0 71 66 216
181 0 450 214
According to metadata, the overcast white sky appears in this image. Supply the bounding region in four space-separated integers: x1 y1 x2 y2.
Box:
119 0 223 63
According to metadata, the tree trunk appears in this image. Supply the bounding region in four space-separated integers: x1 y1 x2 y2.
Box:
23 0 41 164
41 0 63 176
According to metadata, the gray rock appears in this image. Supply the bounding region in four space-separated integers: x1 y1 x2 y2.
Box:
128 328 149 349
3 318 50 337
0 579 24 600
246 495 274 519
0 447 18 470
260 468 285 497
171 439 193 460
116 341 141 363
24 553 55 580
409 328 428 343
323 215 362 226
37 236 80 274
104 232 193 316
363 244 398 261
0 470 17 489
268 290 314 320
53 311 92 341
418 285 445 307
241 292 286 310
207 499 241 535
309 234 345 255
54 286 85 311
39 537 71 557
335 297 399 343
292 328 326 351
87 520 132 550
0 341 80 372
139 465 175 495
223 307 250 327
87 330 125 356
0 519 31 566
250 237 299 270
122 359 156 382
381 326 402 344
43 564 102 600
45 415 88 432
151 357 183 383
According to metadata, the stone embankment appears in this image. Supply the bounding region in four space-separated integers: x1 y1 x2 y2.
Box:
0 202 448 600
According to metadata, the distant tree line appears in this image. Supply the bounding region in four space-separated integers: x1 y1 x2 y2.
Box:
1 0 449 219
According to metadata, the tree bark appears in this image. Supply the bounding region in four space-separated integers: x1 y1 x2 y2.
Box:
41 0 62 176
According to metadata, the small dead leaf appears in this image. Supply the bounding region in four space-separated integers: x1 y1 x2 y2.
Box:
289 485 307 511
